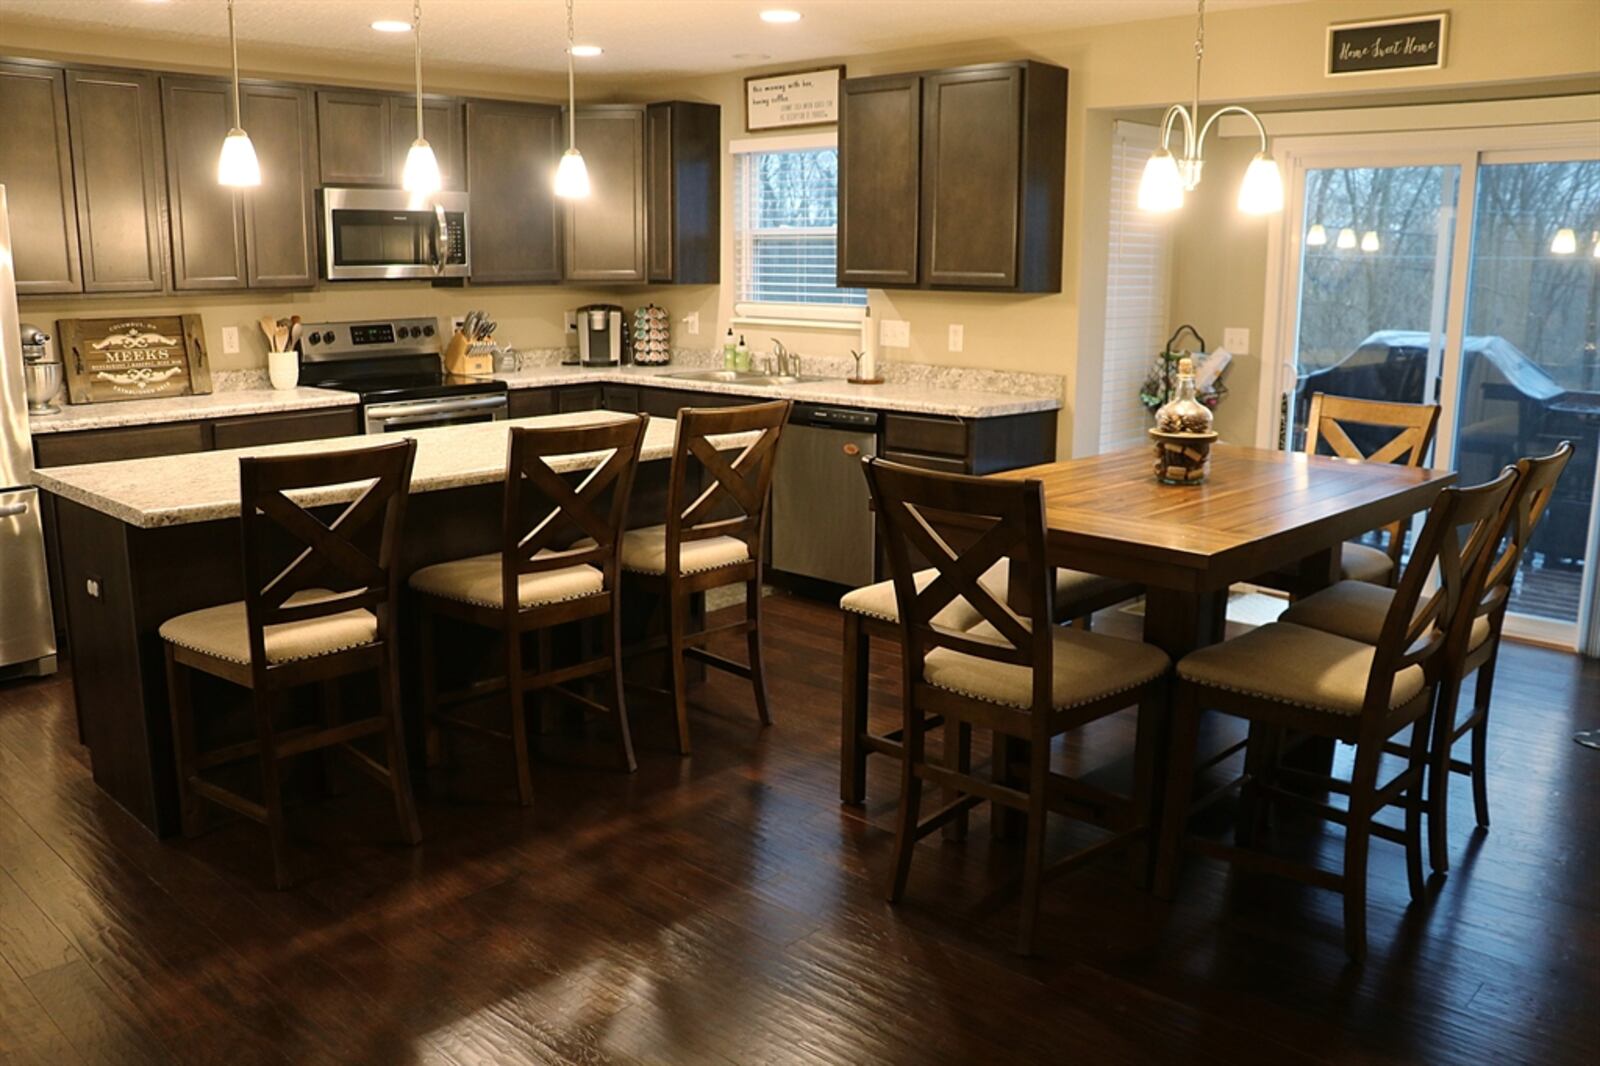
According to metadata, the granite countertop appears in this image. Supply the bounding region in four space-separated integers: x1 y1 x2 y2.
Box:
483 365 1061 419
28 387 360 435
33 411 757 529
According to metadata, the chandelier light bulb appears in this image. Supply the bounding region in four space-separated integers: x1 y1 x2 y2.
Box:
1306 224 1327 246
402 138 442 194
1138 151 1185 213
217 127 261 186
1336 227 1357 250
1237 153 1284 214
555 149 591 198
1361 230 1380 253
1551 227 1578 255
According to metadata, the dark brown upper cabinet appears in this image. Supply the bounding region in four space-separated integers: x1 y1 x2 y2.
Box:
162 78 318 291
316 89 463 190
646 101 720 284
837 73 922 288
65 67 168 293
838 61 1066 294
465 99 563 284
0 62 81 295
563 105 647 284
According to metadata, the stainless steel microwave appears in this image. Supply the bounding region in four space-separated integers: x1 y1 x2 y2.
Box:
321 187 469 280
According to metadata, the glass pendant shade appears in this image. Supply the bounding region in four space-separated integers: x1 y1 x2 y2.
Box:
1592 235 1600 258
1336 227 1357 250
1550 227 1578 255
1138 151 1184 213
1306 224 1327 246
554 148 591 198
402 138 442 194
217 128 261 187
1237 153 1284 214
1360 230 1381 253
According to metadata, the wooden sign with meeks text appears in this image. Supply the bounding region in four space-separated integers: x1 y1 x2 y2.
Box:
56 314 212 405
1327 13 1447 76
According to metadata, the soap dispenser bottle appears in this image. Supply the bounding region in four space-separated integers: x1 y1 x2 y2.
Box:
723 328 737 369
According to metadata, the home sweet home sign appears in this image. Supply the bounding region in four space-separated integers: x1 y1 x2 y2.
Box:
1327 13 1447 76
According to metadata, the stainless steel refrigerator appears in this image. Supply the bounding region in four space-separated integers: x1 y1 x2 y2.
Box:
0 185 58 676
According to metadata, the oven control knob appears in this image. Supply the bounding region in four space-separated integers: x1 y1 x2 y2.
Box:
403 326 418 339
320 331 336 345
421 324 435 337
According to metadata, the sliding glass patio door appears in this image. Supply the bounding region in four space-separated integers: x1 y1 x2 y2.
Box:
1265 126 1600 648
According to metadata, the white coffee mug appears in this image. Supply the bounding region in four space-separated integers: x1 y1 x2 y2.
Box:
268 349 299 391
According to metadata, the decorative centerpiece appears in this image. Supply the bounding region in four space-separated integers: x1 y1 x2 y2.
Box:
632 305 671 365
1149 356 1217 485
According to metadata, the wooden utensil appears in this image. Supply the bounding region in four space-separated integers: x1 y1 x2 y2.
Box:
259 316 280 351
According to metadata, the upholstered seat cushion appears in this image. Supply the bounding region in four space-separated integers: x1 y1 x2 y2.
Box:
1177 621 1425 715
839 560 1134 627
410 551 603 609
1340 541 1396 584
618 524 750 576
1280 579 1491 652
923 620 1168 710
159 589 377 666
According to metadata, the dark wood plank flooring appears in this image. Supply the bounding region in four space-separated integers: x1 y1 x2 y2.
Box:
0 593 1595 1065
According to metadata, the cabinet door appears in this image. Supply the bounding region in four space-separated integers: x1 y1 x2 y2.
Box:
241 84 318 287
66 68 167 293
390 96 464 191
564 106 646 283
317 90 393 185
837 74 921 287
211 408 358 449
647 101 720 285
161 77 247 290
465 100 562 283
645 104 675 282
920 66 1021 289
0 63 81 294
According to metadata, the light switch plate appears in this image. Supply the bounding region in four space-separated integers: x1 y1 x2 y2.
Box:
221 326 239 355
685 312 700 336
947 324 964 353
564 310 577 334
880 319 911 348
1223 327 1251 355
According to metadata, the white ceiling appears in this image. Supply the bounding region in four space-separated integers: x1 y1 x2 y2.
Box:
0 0 1306 80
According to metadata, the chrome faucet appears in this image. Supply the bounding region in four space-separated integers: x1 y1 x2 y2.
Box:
770 338 800 378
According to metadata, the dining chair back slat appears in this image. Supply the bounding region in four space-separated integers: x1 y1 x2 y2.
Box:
668 401 790 564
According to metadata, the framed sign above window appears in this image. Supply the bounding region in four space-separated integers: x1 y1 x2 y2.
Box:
1327 13 1448 77
744 66 844 132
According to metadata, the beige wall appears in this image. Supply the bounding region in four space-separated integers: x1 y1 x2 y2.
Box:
10 1 1600 452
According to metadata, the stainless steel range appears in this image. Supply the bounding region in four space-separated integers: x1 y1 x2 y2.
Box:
296 317 507 434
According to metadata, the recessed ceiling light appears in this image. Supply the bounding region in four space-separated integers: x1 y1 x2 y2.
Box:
760 9 802 23
570 44 603 57
370 19 412 33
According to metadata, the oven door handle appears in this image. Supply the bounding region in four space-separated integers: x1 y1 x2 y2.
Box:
433 203 448 275
368 395 506 422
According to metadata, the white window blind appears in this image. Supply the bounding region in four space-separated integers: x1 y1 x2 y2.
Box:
734 144 866 311
1100 121 1174 453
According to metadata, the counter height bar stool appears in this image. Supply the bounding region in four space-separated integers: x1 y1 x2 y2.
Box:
621 400 790 756
1282 442 1573 872
864 457 1170 955
160 439 419 888
1156 468 1517 960
410 416 649 806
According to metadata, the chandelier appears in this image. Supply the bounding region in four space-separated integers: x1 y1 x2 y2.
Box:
1138 0 1283 215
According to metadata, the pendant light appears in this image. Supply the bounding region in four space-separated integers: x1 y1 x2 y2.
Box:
1360 230 1381 253
1551 227 1578 255
401 0 442 195
216 0 261 187
554 0 591 198
1138 0 1282 215
1305 224 1328 246
1336 227 1357 250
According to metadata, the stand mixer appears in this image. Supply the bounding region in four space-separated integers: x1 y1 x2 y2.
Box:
19 323 63 415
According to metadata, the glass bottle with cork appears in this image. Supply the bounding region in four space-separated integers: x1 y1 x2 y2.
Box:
1149 356 1218 484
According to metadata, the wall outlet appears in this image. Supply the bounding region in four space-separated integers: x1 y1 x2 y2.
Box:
221 326 240 355
1223 327 1251 355
947 324 964 353
564 310 577 334
880 318 911 348
685 311 700 336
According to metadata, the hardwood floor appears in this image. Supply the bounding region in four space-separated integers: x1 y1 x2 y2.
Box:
0 592 1595 1064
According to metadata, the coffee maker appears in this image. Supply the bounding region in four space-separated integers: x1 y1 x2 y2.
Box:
575 304 627 366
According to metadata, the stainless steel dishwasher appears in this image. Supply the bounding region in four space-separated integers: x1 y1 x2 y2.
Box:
771 404 879 587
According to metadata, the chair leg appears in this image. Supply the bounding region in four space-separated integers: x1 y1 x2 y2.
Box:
1403 718 1428 902
1129 685 1166 888
1470 653 1498 829
990 735 1021 841
1427 671 1463 874
1016 734 1052 956
251 690 293 890
1342 737 1382 963
840 613 869 806
164 647 205 839
506 629 535 807
420 609 442 769
379 651 423 847
315 678 343 797
943 721 972 842
745 577 772 726
608 606 638 773
667 584 693 756
1154 685 1203 900
886 692 926 904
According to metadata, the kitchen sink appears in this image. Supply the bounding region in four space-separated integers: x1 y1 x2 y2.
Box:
660 368 837 387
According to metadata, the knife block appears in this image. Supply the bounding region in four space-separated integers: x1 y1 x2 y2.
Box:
443 330 494 376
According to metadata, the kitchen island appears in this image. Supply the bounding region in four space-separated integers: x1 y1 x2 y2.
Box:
33 410 756 836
